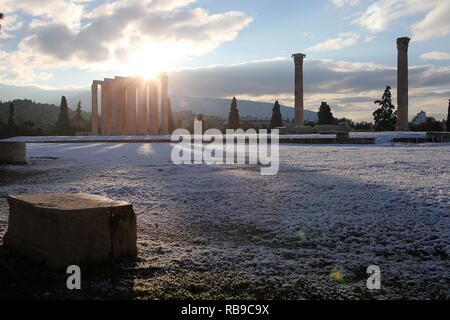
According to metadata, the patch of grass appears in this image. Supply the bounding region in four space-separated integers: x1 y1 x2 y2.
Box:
329 268 346 285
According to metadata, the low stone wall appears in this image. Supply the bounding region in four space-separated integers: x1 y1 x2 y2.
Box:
0 142 27 165
313 125 349 133
4 193 137 269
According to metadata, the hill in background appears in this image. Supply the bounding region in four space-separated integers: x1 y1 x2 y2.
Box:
0 99 89 130
0 83 317 122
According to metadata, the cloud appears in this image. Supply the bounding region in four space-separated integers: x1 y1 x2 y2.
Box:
0 0 85 29
352 0 450 41
420 51 450 60
169 57 450 120
330 0 360 7
306 32 360 52
0 0 253 82
412 1 450 41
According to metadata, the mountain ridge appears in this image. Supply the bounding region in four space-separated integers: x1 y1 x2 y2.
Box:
0 83 317 121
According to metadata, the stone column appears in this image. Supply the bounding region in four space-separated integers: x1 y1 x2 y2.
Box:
112 77 127 135
101 78 114 136
160 72 169 135
396 37 410 131
148 80 159 135
292 53 306 126
100 82 107 135
137 79 148 135
126 84 137 135
119 80 127 135
111 79 121 135
91 82 99 135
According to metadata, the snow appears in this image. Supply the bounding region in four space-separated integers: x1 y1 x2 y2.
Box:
0 137 449 299
2 131 429 145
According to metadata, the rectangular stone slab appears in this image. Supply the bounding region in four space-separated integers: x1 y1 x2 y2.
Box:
4 193 137 270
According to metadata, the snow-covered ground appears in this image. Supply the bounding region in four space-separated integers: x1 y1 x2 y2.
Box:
3 131 428 144
0 137 448 299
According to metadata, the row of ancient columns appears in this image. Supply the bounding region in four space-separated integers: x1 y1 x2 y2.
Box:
291 37 411 130
91 74 169 135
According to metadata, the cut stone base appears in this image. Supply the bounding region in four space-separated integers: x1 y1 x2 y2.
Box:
4 193 137 269
0 142 26 165
313 125 349 133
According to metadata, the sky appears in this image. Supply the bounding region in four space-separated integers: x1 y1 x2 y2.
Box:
0 0 449 121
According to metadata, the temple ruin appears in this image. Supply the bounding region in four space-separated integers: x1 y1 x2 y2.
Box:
91 74 169 136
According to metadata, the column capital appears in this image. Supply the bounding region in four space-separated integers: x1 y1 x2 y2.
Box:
396 37 410 52
92 80 103 88
292 53 306 65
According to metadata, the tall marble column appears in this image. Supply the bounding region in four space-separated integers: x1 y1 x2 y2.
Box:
101 78 114 136
112 77 127 135
119 80 127 135
91 81 99 135
126 84 137 135
148 80 159 135
137 79 148 135
396 37 410 131
111 79 121 135
292 53 306 126
160 72 169 135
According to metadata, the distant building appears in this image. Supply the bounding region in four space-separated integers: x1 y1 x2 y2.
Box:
412 111 426 125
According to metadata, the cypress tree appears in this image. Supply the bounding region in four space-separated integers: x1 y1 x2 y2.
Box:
271 100 283 128
74 101 83 122
55 96 71 135
317 101 335 125
446 99 450 132
7 102 18 137
168 98 174 133
227 97 240 130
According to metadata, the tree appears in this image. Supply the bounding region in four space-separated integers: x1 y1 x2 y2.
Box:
74 101 83 122
354 121 373 130
410 117 443 132
55 96 72 135
270 100 283 129
72 100 89 132
227 97 240 130
7 102 18 137
447 99 450 132
317 101 335 125
373 86 397 131
168 98 174 133
0 13 4 30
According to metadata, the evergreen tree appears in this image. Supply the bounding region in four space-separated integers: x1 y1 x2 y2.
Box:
55 96 72 135
168 98 174 133
227 97 240 130
0 13 3 30
7 102 18 137
373 86 397 131
410 117 443 132
74 101 83 122
317 101 335 125
72 100 89 132
447 99 450 132
270 100 283 128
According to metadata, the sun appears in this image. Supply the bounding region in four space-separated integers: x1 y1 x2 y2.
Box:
120 41 188 80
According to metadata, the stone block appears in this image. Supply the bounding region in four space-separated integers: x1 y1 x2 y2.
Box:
4 193 137 269
336 132 350 140
0 142 26 165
